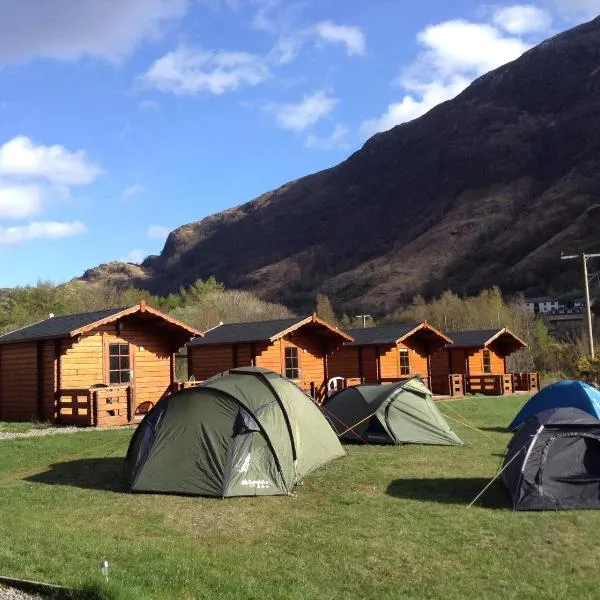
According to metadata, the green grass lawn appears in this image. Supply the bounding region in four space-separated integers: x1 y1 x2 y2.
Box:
0 421 50 433
1 395 599 599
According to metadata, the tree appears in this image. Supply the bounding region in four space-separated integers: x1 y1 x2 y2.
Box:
315 293 337 325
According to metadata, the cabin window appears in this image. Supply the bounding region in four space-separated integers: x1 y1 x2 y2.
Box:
284 347 300 380
399 348 410 375
483 350 492 374
108 343 131 384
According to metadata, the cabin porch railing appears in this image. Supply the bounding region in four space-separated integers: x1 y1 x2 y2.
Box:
56 385 132 427
448 374 465 397
512 372 540 393
465 374 514 395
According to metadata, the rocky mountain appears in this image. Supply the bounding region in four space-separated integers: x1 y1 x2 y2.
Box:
83 16 600 313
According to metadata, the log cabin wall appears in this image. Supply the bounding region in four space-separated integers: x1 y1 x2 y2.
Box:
467 347 505 375
280 333 326 393
188 331 331 398
429 345 507 395
59 321 174 413
188 344 237 380
378 345 397 380
327 346 361 380
360 346 379 383
41 340 57 420
398 339 429 378
429 350 451 395
0 342 38 420
328 339 431 384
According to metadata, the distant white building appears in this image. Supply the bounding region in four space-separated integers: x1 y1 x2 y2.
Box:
525 297 559 315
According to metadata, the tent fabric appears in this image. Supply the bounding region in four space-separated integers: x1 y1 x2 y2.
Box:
503 407 600 511
124 367 346 497
508 380 600 431
323 377 463 446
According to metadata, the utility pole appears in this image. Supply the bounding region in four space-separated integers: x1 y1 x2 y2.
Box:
354 314 372 328
561 252 600 358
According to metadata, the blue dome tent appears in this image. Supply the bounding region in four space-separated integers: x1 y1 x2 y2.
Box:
508 380 600 431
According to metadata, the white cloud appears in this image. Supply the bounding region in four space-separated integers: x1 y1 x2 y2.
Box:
0 135 103 185
0 184 44 219
148 225 171 239
360 77 471 137
0 136 101 252
0 0 189 63
305 124 350 150
493 5 553 35
269 90 338 132
416 20 530 75
269 36 302 65
122 184 146 200
360 18 533 136
121 249 147 263
0 221 87 246
142 47 270 95
314 21 366 56
554 0 600 20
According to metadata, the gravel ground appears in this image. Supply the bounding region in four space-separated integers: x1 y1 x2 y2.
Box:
0 424 134 441
0 586 46 599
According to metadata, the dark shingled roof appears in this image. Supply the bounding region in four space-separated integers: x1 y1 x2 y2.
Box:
189 318 304 345
344 324 421 346
446 329 504 348
0 308 126 344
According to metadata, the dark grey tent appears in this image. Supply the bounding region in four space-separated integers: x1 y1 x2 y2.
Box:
503 407 600 511
322 377 463 445
124 367 346 497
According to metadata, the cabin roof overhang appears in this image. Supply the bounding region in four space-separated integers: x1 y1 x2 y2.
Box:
189 314 353 348
344 322 452 347
0 301 202 345
447 327 527 354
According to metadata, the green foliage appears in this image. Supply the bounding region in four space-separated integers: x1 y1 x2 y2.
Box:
574 355 600 386
0 277 291 335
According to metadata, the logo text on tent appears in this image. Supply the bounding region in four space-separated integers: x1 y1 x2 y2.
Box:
241 479 271 489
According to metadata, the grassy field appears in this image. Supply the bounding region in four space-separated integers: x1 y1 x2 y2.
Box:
1 395 599 599
0 421 50 433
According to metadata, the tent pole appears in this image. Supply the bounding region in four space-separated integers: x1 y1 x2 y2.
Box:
466 447 525 509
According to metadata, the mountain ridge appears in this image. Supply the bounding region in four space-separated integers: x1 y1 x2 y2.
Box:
82 16 600 312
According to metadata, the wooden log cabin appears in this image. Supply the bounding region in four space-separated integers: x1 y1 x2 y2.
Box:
0 302 201 426
187 315 353 402
429 328 534 396
326 323 452 389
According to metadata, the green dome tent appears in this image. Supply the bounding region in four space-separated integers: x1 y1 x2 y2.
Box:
124 367 346 497
323 377 463 445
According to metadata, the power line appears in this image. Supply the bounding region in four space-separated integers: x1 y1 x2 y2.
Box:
561 252 600 358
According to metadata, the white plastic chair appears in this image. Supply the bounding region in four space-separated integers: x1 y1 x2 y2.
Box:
327 377 346 398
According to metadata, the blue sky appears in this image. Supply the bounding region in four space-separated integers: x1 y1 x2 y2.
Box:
0 0 598 288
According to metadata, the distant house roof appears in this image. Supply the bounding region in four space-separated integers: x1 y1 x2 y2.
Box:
446 328 527 352
0 302 202 345
345 323 452 346
189 314 352 346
